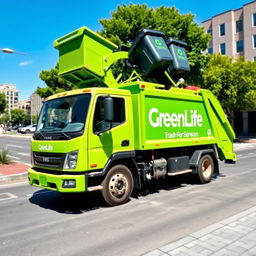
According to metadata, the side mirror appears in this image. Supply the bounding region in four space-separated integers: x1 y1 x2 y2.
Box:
95 97 114 135
103 97 114 121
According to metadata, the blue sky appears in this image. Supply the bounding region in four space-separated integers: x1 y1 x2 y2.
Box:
0 0 250 99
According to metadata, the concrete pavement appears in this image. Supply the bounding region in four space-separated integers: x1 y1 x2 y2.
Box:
143 205 256 256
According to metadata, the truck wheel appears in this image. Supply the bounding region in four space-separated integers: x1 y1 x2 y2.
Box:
101 165 134 206
198 154 214 184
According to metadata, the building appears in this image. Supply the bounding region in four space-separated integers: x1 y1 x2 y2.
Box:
30 93 43 117
13 99 31 115
0 84 19 115
202 1 256 135
203 1 256 61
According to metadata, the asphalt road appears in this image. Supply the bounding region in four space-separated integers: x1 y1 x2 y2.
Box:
0 143 256 256
0 135 31 164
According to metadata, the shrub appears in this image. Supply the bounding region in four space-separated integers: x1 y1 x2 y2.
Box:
0 148 11 164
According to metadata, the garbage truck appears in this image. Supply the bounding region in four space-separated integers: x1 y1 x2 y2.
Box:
28 27 236 206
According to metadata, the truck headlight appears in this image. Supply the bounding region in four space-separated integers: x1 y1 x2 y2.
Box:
64 150 78 169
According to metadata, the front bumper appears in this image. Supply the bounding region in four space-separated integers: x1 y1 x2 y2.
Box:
28 168 86 193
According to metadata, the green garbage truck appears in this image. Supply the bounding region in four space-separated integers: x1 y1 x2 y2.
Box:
28 27 236 206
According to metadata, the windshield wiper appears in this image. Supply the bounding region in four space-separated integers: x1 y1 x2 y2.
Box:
60 131 72 140
38 127 72 140
40 127 62 132
34 131 45 139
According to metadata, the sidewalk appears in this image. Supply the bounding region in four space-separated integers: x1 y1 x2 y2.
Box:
0 162 29 185
143 206 256 256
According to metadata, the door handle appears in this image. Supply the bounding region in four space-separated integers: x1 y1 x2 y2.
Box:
121 140 130 147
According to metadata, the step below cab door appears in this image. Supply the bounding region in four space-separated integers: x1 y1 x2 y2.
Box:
87 94 134 171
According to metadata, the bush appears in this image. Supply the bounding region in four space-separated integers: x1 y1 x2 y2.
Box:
0 148 11 164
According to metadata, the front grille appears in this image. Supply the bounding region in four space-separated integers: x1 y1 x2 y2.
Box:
33 152 66 169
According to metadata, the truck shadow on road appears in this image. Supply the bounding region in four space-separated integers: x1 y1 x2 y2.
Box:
28 174 220 214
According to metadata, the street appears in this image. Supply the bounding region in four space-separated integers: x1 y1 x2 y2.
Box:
0 135 31 164
0 139 256 255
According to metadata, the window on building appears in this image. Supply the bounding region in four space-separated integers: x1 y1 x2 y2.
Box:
236 40 244 52
253 56 256 62
208 48 213 54
253 35 256 48
207 29 212 35
220 43 226 54
253 13 256 26
219 23 225 36
236 20 243 32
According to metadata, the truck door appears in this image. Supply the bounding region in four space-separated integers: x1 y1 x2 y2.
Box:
87 95 134 171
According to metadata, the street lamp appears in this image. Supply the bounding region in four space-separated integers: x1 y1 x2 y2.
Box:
0 48 26 55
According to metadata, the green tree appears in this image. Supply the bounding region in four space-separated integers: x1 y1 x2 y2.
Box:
11 109 27 125
99 4 210 84
0 93 7 114
0 113 9 124
32 114 38 124
36 63 76 98
202 54 256 124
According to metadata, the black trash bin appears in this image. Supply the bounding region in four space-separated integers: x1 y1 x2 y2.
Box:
166 38 190 76
128 29 173 76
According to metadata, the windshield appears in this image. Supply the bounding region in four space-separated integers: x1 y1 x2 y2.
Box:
37 94 91 133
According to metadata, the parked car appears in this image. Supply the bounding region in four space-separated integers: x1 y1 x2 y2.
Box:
19 124 37 134
18 125 26 133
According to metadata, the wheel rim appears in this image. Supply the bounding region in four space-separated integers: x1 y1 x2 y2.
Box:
201 158 212 179
109 173 128 199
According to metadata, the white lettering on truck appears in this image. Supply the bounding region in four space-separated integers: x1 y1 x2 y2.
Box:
149 108 203 128
38 144 53 151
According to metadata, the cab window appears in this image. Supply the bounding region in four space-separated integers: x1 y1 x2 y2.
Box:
93 96 125 133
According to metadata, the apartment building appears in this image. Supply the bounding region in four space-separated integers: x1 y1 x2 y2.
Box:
203 1 256 61
0 84 19 115
13 99 31 115
202 1 256 135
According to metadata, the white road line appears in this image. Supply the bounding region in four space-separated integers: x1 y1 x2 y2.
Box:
0 193 18 201
238 154 256 160
6 144 23 149
7 154 20 160
17 152 30 156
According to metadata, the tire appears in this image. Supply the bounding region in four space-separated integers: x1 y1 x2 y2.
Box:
101 165 134 206
197 154 214 184
25 129 30 134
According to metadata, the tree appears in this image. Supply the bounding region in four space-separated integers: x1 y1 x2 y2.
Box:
36 63 76 98
0 93 6 114
0 113 9 124
11 109 28 125
99 4 210 84
32 114 38 124
202 54 256 124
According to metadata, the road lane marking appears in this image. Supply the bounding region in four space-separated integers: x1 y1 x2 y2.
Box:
0 193 17 201
7 154 20 160
17 152 30 156
6 144 23 149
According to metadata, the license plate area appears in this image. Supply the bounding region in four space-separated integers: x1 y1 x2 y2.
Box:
39 175 48 186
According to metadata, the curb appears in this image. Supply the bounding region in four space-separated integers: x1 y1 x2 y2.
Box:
235 138 256 143
0 172 28 185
